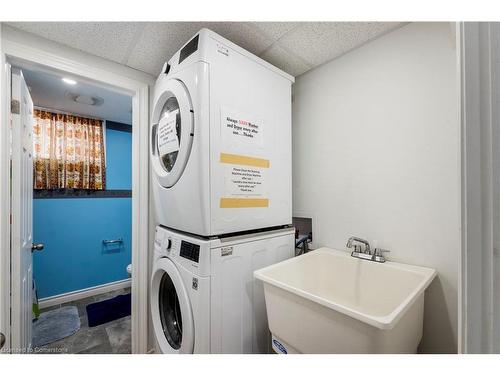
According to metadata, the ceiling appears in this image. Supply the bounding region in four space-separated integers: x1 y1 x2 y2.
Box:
7 22 405 77
21 66 133 124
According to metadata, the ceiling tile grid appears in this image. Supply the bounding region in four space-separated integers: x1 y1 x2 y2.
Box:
7 22 406 77
260 43 312 77
250 22 302 43
9 22 145 65
125 22 203 75
203 22 275 56
276 22 404 67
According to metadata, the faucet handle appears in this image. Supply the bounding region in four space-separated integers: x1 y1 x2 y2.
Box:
374 248 390 258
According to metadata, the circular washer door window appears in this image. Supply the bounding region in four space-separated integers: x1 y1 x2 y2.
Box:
150 258 194 353
151 78 194 188
158 271 183 349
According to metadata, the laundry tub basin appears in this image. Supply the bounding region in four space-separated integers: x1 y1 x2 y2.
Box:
254 247 436 354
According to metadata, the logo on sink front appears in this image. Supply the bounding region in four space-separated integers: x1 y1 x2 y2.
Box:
272 339 288 354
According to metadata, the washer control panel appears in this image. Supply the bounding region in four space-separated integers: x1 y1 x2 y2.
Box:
180 241 200 263
154 225 211 277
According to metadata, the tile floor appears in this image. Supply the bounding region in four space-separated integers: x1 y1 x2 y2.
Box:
35 287 131 354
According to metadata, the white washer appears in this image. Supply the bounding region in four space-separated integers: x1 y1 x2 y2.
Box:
150 225 294 353
150 29 295 236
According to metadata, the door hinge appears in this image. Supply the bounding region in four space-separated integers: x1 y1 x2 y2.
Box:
11 99 20 114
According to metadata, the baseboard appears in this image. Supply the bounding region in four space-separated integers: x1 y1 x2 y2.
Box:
38 278 131 310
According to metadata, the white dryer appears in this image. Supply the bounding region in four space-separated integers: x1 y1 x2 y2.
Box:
150 29 295 236
150 225 294 354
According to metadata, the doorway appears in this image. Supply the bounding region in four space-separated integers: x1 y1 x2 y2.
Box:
17 65 133 353
0 37 150 354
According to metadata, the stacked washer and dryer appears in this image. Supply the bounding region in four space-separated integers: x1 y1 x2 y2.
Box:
150 29 295 354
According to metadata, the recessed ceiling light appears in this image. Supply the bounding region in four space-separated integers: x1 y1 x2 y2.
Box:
62 77 77 85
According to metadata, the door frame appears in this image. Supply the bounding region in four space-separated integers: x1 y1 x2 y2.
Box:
459 21 500 354
0 32 151 353
0 23 11 353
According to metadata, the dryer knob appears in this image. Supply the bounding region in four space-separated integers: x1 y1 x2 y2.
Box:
166 239 172 251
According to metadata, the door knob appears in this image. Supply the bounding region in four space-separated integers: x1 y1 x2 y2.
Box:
31 243 44 252
0 332 5 349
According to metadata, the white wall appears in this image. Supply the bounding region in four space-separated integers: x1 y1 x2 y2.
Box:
292 22 460 353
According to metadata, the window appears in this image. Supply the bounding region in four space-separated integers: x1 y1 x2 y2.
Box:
33 110 106 190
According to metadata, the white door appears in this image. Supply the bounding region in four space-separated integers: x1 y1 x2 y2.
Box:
0 27 9 353
10 68 37 353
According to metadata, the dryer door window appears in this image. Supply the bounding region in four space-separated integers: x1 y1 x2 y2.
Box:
151 78 194 188
158 272 183 349
157 97 182 173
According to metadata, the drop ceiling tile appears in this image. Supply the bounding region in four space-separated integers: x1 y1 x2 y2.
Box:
126 22 276 76
125 22 203 76
277 22 404 66
250 22 302 41
8 22 143 64
260 44 312 77
8 22 407 78
202 22 275 56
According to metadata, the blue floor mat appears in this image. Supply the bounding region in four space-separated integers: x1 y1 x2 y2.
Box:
33 305 80 347
86 293 131 327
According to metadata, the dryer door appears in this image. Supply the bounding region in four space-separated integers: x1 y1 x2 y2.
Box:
151 258 194 353
151 78 194 188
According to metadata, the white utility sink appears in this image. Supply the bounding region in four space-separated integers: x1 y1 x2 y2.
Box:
254 247 436 354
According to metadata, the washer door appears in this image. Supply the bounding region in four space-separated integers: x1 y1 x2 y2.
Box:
151 78 194 188
151 258 194 354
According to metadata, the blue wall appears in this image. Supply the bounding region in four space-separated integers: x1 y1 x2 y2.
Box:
106 128 132 190
33 124 132 299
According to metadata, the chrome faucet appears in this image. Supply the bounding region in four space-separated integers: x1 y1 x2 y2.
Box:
346 236 389 263
346 236 371 254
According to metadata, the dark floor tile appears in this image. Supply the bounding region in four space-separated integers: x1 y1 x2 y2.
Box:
105 316 131 354
41 323 106 353
76 340 113 354
68 326 110 353
40 332 78 354
35 288 131 354
79 313 89 329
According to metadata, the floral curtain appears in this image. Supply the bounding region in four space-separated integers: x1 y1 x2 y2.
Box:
33 110 106 190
